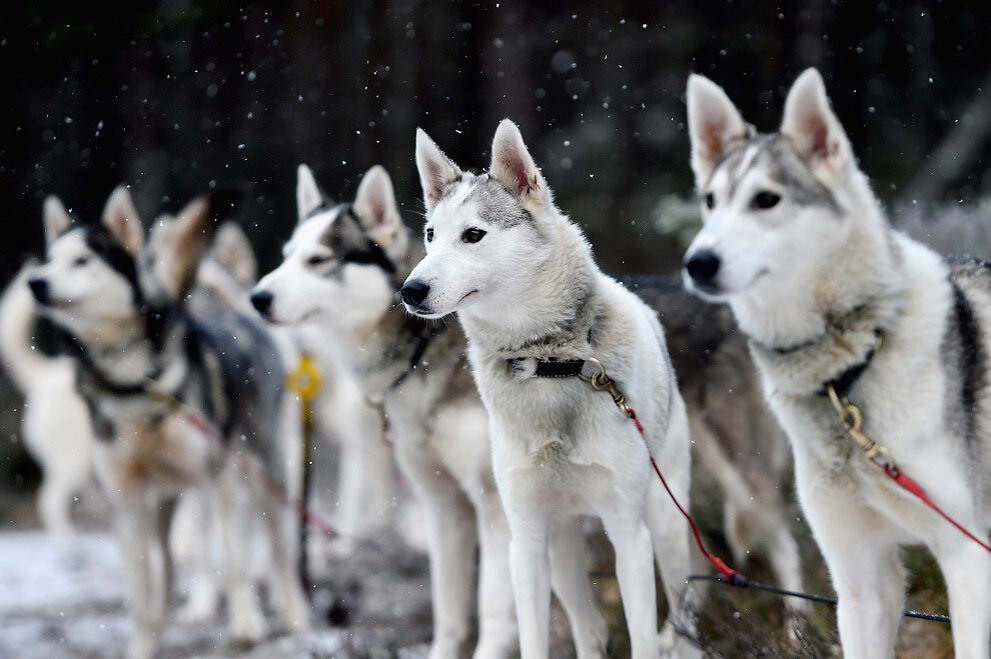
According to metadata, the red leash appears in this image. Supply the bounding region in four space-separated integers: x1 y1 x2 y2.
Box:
884 465 991 553
627 408 745 585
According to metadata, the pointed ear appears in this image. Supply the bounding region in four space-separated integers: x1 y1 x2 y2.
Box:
101 186 144 256
160 196 214 300
415 128 462 211
210 221 257 286
686 74 749 188
488 119 549 209
42 196 72 247
353 165 402 246
780 68 852 184
296 164 328 223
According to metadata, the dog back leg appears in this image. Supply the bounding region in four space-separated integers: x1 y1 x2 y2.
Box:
246 469 312 634
643 403 700 658
214 464 269 642
471 488 518 659
394 441 476 658
548 516 608 658
932 530 991 658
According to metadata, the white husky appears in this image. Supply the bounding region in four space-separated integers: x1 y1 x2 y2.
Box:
402 120 699 658
684 68 991 658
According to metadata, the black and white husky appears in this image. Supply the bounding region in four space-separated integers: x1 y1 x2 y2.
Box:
251 164 521 658
402 120 700 658
27 189 310 659
684 68 991 658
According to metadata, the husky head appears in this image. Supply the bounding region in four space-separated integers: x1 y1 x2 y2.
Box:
682 68 864 305
400 119 568 322
250 164 409 329
28 187 213 346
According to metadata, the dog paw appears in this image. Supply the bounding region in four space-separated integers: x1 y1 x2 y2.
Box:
125 633 159 659
228 604 269 643
175 587 220 625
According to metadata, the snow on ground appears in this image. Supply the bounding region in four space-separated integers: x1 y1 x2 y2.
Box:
0 527 436 659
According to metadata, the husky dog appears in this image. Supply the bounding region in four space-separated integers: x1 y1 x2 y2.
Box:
0 260 95 536
683 68 991 658
402 120 699 658
252 164 524 658
190 215 394 560
625 276 807 623
28 189 310 659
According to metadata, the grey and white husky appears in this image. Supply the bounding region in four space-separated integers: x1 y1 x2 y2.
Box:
27 189 310 659
251 164 520 658
402 120 700 659
683 68 991 658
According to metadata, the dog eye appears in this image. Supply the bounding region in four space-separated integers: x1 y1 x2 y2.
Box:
307 255 331 266
752 191 781 210
73 256 90 267
704 193 715 210
461 228 486 244
425 228 434 243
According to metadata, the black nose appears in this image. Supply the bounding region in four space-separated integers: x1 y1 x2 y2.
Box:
27 278 50 305
250 290 274 315
684 250 721 287
399 280 430 307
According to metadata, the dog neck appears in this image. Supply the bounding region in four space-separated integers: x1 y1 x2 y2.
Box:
59 301 180 395
460 218 601 361
740 200 906 396
327 234 452 398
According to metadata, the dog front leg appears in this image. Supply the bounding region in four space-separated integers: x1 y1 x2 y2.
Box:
331 401 391 552
395 442 476 659
503 492 552 659
548 516 608 658
114 495 164 659
932 535 991 659
809 502 903 658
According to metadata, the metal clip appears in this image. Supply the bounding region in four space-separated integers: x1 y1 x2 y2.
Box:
580 357 633 418
826 382 898 474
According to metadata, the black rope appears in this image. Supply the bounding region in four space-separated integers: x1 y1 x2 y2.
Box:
686 574 951 624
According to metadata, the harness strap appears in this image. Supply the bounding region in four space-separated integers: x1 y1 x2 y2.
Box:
389 323 444 390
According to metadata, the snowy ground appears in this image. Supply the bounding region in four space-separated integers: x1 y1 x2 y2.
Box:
0 526 438 659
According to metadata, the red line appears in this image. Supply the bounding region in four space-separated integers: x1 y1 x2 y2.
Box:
628 407 742 584
884 466 991 553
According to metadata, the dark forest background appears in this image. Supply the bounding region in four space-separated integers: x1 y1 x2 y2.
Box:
2 0 991 284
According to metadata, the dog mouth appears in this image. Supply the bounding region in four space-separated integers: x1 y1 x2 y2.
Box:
684 268 770 299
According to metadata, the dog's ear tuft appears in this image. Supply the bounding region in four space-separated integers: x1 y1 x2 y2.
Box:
780 68 852 185
297 164 329 223
101 186 144 256
42 196 73 246
489 119 549 209
415 128 462 212
210 221 257 286
686 74 749 189
161 195 215 300
354 165 402 247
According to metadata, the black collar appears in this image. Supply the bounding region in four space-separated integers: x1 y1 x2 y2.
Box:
506 357 586 378
58 329 158 396
817 330 883 398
